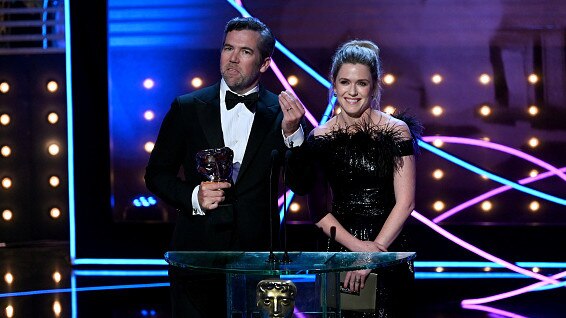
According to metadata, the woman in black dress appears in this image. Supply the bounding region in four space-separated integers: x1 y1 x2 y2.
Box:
289 40 422 317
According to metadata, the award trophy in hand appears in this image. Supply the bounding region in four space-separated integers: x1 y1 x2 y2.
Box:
195 147 234 183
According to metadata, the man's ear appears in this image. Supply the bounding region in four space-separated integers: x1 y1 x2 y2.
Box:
259 57 271 73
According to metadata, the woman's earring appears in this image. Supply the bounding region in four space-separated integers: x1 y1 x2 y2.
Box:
333 91 337 97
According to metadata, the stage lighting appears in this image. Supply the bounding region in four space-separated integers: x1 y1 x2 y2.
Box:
52 271 62 283
478 105 491 117
0 113 10 126
1 177 12 189
0 81 9 94
382 105 395 114
5 304 14 318
532 267 540 273
49 176 60 187
481 136 490 142
529 201 540 212
144 142 154 153
478 73 491 85
431 105 444 117
382 73 395 85
47 112 59 124
527 105 539 116
432 139 443 148
435 267 444 272
527 137 539 148
527 73 539 84
50 207 61 218
287 75 299 87
143 78 154 89
52 300 62 316
431 74 443 84
529 169 539 177
289 202 300 212
143 110 155 121
480 201 492 212
48 143 60 156
1 145 11 157
483 267 492 272
46 80 58 93
3 273 13 284
2 209 12 221
433 200 445 212
432 169 444 180
191 77 203 88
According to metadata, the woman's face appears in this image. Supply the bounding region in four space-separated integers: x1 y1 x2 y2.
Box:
333 63 374 119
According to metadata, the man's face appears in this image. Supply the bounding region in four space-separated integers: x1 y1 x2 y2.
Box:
220 30 271 94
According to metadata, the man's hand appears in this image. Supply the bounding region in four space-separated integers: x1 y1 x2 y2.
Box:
279 90 305 136
197 181 231 211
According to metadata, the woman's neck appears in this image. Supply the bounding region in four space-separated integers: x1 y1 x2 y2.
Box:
336 108 376 128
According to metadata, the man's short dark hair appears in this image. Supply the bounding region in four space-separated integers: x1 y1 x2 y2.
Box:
223 17 275 62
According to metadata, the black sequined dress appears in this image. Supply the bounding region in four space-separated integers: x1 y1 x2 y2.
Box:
302 115 422 318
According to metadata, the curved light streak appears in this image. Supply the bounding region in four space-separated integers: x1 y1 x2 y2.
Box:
227 0 331 88
434 167 566 223
411 211 559 284
0 282 168 298
228 2 566 307
418 140 566 205
422 136 566 182
462 304 529 318
461 270 566 305
268 59 319 127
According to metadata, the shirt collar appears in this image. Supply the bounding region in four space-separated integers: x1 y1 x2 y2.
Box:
220 79 259 100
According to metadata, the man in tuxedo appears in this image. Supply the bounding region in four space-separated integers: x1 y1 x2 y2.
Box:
144 17 305 317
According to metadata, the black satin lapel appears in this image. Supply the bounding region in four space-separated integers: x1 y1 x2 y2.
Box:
236 102 278 183
195 97 224 148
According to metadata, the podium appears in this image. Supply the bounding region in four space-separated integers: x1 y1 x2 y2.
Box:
165 251 415 317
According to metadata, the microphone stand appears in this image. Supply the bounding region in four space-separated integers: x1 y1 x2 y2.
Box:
281 149 293 263
267 149 279 263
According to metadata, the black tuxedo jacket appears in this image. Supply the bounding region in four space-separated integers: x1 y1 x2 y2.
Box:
145 82 286 251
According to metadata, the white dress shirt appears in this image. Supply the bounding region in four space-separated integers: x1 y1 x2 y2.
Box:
191 80 304 215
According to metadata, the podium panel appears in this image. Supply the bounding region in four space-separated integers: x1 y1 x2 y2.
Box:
165 251 415 317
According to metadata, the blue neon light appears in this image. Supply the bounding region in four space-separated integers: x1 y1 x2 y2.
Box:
0 283 169 299
64 0 77 264
418 140 566 206
73 270 168 277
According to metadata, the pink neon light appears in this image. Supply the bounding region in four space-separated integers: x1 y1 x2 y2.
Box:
411 211 559 284
462 270 566 305
269 59 319 127
434 167 566 223
462 304 528 318
278 189 293 207
230 3 565 306
293 308 307 318
422 136 566 182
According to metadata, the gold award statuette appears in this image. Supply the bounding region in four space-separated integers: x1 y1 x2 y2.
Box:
256 279 297 318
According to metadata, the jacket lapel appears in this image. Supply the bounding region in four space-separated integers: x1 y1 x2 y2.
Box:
236 87 278 183
195 83 224 149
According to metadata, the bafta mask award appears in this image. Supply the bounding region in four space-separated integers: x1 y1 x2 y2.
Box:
256 280 297 318
195 147 234 182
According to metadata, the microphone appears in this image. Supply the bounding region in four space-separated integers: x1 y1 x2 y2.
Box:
267 149 279 263
281 149 293 263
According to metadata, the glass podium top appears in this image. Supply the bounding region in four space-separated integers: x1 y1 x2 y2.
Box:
165 251 416 275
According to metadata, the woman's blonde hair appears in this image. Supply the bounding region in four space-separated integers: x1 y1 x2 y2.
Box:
329 40 382 109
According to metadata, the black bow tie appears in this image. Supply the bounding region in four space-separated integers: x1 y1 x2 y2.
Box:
225 90 259 112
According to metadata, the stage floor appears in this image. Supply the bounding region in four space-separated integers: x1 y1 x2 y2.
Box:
1 243 565 317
